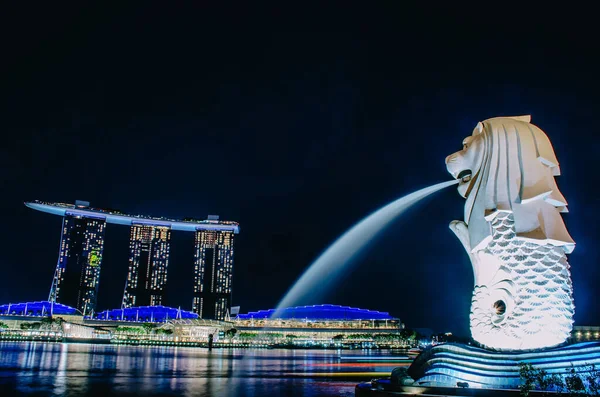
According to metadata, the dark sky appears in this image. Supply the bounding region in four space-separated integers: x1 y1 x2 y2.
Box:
1 4 599 337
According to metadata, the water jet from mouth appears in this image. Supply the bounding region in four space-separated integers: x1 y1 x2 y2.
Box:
457 169 472 182
274 179 460 314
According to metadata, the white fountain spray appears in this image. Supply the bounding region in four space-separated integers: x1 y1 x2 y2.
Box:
274 179 460 313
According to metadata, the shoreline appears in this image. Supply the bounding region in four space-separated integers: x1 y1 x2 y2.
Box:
0 335 413 351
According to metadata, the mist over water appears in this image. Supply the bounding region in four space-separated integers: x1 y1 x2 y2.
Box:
275 179 460 312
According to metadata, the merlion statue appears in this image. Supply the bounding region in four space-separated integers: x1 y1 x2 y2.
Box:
446 115 575 351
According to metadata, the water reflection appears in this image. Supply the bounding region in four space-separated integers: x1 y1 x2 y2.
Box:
0 342 403 396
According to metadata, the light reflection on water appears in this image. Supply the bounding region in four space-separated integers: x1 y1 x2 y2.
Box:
0 342 402 396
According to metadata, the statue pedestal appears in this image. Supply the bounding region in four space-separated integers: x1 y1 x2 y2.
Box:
356 342 600 396
408 342 600 389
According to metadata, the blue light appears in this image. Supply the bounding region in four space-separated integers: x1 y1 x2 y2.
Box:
0 301 80 316
412 342 600 389
237 304 397 320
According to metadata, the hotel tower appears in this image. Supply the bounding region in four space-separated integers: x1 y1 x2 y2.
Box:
26 201 240 319
121 224 171 308
192 215 236 321
48 201 106 315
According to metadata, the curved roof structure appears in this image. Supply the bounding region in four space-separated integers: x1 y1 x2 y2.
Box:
0 301 81 316
94 305 198 323
236 304 397 321
25 201 240 233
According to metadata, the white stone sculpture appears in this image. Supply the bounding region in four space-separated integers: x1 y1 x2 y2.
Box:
446 115 575 351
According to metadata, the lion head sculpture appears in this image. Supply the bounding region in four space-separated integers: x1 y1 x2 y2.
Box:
446 115 574 254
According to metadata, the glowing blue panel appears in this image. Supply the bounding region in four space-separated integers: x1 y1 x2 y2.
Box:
0 301 80 316
237 304 397 320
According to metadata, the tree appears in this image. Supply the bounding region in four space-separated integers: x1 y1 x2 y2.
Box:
374 333 402 343
20 322 41 330
347 333 371 340
517 362 600 397
224 328 237 339
238 332 258 340
519 363 537 397
400 329 417 340
565 366 586 396
519 362 567 397
537 369 565 395
142 323 156 334
582 364 600 396
116 326 144 334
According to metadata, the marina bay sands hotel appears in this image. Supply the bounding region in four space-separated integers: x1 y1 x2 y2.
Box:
25 200 240 321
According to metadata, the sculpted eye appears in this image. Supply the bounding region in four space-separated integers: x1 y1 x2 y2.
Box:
462 137 473 150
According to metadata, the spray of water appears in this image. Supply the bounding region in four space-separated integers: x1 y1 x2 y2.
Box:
274 179 460 313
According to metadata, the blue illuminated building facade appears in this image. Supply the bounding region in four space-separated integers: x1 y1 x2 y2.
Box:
237 304 397 321
122 224 171 308
48 201 106 316
0 301 80 316
193 217 236 321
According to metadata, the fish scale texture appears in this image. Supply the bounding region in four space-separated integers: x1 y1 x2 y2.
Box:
470 211 574 350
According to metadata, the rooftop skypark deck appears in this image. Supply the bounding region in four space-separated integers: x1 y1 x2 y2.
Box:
25 200 240 233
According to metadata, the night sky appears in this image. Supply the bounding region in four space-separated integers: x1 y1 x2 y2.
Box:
1 4 599 337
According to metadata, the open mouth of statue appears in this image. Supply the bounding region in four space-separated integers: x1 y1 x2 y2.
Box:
457 169 472 183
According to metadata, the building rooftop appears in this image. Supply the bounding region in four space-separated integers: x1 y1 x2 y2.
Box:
25 201 240 233
167 318 233 327
0 301 81 316
236 304 398 321
94 306 198 323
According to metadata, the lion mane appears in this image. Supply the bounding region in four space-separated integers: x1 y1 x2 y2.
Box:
446 115 574 254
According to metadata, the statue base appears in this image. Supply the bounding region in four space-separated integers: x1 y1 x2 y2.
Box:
409 341 600 389
355 342 600 396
